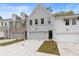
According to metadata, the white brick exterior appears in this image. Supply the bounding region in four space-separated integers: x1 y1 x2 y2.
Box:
27 5 79 42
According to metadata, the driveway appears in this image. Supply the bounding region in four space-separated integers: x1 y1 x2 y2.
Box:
0 40 54 56
58 42 79 56
0 39 78 56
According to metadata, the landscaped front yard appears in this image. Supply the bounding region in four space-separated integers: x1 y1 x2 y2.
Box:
38 40 60 55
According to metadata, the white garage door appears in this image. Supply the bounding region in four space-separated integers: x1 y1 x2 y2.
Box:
56 34 79 42
0 31 4 37
28 31 48 40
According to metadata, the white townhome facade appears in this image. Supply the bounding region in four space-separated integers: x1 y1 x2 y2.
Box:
0 5 79 42
27 5 55 40
27 5 79 42
0 17 11 38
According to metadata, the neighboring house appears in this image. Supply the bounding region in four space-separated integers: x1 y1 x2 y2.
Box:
9 13 28 39
0 17 11 38
54 15 79 42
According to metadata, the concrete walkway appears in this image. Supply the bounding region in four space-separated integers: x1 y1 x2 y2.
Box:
0 40 54 56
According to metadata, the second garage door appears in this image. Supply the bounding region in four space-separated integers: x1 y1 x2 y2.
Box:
56 34 79 42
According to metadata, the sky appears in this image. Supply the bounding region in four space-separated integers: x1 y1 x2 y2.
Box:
0 3 79 19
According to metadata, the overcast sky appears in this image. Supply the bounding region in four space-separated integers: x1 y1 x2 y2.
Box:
0 3 79 19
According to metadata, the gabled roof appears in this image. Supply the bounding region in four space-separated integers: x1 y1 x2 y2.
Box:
29 4 52 18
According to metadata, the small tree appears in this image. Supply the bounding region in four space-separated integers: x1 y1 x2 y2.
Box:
0 16 2 20
54 10 74 16
46 7 53 12
66 10 74 15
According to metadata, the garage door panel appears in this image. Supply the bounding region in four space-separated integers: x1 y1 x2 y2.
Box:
56 34 79 42
29 31 48 40
0 31 4 37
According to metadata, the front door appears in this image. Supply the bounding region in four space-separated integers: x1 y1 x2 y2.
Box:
25 31 27 39
48 30 52 39
5 30 8 38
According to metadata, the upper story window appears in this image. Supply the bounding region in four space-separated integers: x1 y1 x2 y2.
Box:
1 22 3 26
23 20 26 26
5 22 7 26
35 19 38 25
29 20 32 25
65 19 69 25
72 18 76 25
48 17 51 24
41 18 44 24
77 17 79 20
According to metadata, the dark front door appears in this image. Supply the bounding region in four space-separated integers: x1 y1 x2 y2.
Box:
25 31 27 39
48 30 52 39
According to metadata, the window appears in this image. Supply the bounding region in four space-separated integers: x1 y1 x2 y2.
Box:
5 22 7 26
48 21 51 24
48 17 51 24
77 17 79 20
23 20 26 26
72 18 76 25
65 19 69 25
1 22 3 26
41 18 44 24
29 20 32 25
35 19 38 25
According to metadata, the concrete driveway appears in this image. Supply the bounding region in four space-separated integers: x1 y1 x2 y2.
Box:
0 39 79 56
58 42 79 56
0 40 54 56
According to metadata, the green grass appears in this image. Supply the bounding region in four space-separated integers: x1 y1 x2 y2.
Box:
0 40 24 46
0 37 10 40
37 41 60 55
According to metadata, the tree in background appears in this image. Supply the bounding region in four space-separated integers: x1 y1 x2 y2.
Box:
54 10 74 17
0 16 2 20
46 7 53 12
66 10 74 15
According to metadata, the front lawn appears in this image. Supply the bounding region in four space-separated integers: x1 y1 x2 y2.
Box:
37 41 60 55
0 37 7 40
0 40 24 46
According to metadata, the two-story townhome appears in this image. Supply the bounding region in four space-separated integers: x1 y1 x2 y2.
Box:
27 5 55 40
27 5 79 42
9 13 28 39
54 14 79 42
0 17 12 38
